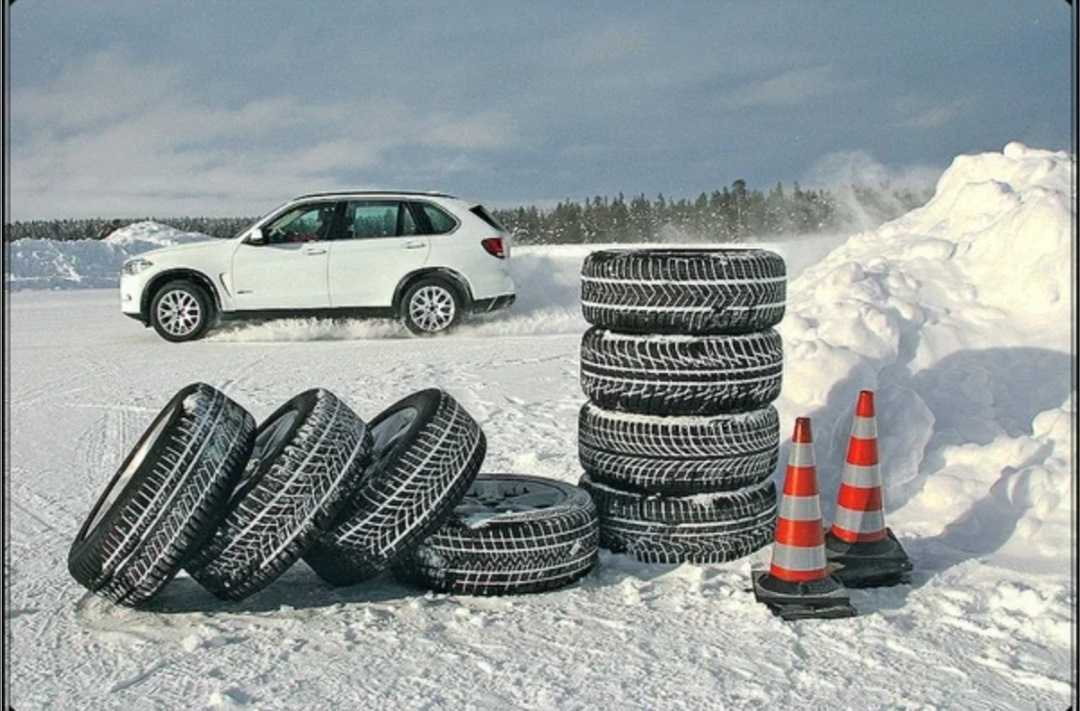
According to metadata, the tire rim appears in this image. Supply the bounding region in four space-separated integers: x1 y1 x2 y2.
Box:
456 479 565 518
156 290 202 337
367 406 418 467
408 285 455 332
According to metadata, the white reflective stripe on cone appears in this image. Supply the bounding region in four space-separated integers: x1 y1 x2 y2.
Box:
833 506 886 535
770 542 827 572
778 494 822 522
788 442 815 467
840 462 883 488
850 415 878 439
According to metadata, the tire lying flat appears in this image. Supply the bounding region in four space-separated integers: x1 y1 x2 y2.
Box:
578 402 779 495
581 248 786 335
396 474 599 596
580 327 783 416
68 383 255 606
186 389 373 601
305 389 485 586
579 474 776 565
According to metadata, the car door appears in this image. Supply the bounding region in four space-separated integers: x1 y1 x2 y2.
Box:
328 200 430 307
230 201 340 310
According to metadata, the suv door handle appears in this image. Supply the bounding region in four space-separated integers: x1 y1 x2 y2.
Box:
403 241 426 250
302 247 327 255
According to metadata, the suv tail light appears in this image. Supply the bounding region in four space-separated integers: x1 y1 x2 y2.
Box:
481 237 507 259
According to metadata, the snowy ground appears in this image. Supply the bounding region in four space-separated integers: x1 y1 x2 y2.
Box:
6 144 1076 709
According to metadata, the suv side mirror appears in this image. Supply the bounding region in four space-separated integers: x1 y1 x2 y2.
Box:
245 227 266 245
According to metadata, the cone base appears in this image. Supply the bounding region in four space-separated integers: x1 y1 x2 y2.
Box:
825 527 912 588
752 571 855 620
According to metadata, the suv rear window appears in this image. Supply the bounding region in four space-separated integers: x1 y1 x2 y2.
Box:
469 205 505 231
417 203 458 235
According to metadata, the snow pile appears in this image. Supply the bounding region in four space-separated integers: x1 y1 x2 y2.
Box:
774 142 1075 570
5 221 211 290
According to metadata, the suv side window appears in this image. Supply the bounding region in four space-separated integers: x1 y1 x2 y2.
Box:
342 201 418 239
264 202 340 244
416 203 458 235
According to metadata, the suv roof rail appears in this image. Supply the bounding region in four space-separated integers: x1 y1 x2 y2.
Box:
293 189 458 200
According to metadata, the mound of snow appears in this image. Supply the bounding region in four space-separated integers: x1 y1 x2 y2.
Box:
774 142 1075 571
6 221 211 290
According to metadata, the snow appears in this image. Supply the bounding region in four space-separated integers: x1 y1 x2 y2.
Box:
6 144 1074 709
5 221 212 290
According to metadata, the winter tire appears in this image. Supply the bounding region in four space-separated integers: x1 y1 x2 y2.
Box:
67 383 255 606
402 278 463 335
150 280 216 342
580 327 783 415
579 474 777 565
395 474 599 596
185 389 373 601
578 402 779 495
305 389 486 586
581 248 785 335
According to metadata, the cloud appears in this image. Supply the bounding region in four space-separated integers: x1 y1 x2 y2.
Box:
895 97 972 129
719 65 862 110
9 49 518 218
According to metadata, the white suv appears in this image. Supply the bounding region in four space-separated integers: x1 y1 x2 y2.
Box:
120 191 516 341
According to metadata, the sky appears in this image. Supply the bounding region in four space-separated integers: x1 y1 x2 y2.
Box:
6 1 1074 220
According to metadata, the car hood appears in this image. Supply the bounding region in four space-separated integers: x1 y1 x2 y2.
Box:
135 238 235 261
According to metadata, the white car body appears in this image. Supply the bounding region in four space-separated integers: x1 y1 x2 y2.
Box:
121 191 516 338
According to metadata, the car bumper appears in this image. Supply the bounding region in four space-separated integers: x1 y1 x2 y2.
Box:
120 272 152 322
470 293 516 313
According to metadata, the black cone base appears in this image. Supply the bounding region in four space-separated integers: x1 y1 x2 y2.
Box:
752 571 856 620
825 528 912 588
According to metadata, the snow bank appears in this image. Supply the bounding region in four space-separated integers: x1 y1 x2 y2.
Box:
774 142 1075 571
5 221 211 290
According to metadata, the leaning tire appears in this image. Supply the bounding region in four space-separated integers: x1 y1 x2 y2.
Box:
581 248 786 335
185 389 373 601
305 389 485 586
68 384 255 606
395 474 599 596
580 327 783 415
578 402 779 495
579 474 776 564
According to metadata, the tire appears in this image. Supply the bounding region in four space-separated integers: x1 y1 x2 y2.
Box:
395 474 599 596
150 280 216 342
67 384 255 606
578 402 779 495
580 248 786 335
579 474 777 565
305 389 486 586
401 278 464 335
580 327 783 415
185 389 373 601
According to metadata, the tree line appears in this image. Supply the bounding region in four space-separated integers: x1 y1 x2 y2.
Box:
3 181 928 244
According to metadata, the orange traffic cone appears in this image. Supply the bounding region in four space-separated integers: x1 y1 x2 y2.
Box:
825 391 912 587
753 417 854 620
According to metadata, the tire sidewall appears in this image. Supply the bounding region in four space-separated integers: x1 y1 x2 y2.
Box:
68 383 212 589
401 278 463 336
151 280 214 342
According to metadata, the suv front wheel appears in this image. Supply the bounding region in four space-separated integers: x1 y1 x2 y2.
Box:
150 280 215 342
402 278 463 335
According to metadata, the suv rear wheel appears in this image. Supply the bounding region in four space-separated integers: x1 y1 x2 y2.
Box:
150 280 215 342
402 278 462 335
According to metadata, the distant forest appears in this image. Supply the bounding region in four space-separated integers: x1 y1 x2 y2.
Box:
3 181 929 244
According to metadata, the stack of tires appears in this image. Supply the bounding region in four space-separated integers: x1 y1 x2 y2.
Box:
68 386 599 606
577 248 787 564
